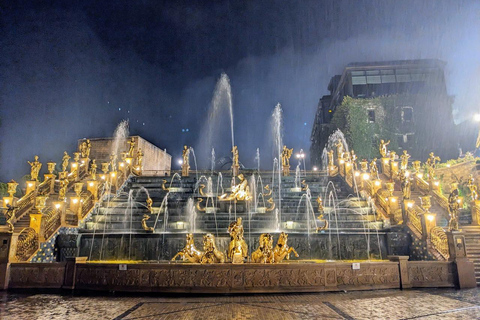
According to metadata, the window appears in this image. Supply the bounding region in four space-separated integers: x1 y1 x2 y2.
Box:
353 84 367 97
367 109 375 123
402 107 413 122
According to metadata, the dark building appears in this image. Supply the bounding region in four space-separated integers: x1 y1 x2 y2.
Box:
311 59 457 165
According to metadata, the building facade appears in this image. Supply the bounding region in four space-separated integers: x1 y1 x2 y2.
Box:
310 59 457 165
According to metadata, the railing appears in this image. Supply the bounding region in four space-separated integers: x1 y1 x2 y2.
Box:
81 193 94 220
376 189 390 216
42 207 61 241
37 177 53 196
432 190 449 211
13 192 35 222
415 175 430 193
15 227 39 262
430 226 449 260
406 205 423 235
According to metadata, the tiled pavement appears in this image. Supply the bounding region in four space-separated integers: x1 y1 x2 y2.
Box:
1 288 479 320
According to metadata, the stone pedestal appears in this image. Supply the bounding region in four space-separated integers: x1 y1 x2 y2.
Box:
53 201 66 226
282 165 290 176
43 173 56 194
181 164 190 177
2 196 17 209
29 211 45 242
0 232 15 290
390 161 399 179
471 200 480 225
232 165 240 177
388 256 412 289
446 231 477 288
25 180 38 195
70 197 82 220
421 213 436 239
80 157 90 172
381 157 390 175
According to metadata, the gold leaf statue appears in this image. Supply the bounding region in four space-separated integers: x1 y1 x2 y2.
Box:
171 233 203 263
273 232 299 262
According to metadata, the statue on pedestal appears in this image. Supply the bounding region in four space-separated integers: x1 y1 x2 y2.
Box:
110 153 117 172
136 148 144 168
400 170 411 199
335 139 344 159
201 233 225 264
89 160 97 180
370 158 379 179
80 139 91 158
171 233 203 263
400 150 410 170
448 184 460 231
182 146 190 177
281 146 293 176
61 151 71 172
127 137 136 158
28 156 42 181
379 139 390 157
350 150 358 170
327 150 335 167
227 217 248 263
273 232 299 263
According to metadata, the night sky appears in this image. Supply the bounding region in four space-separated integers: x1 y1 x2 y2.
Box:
1 0 480 180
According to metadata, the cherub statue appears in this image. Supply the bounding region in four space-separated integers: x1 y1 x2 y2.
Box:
28 156 42 181
379 139 390 157
61 151 71 172
400 150 410 170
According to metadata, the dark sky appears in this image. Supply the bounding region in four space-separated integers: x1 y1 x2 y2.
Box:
1 0 479 180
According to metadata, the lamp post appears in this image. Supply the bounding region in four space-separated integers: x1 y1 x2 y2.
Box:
296 149 306 175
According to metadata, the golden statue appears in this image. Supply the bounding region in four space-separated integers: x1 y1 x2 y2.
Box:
350 150 358 170
400 170 412 199
110 152 117 172
335 139 344 159
263 185 272 197
4 204 16 233
61 151 71 172
400 150 410 170
146 197 153 213
182 146 190 177
171 233 203 263
379 139 390 157
251 233 274 263
136 148 144 168
28 155 42 181
370 158 379 179
327 150 335 167
447 184 460 231
316 196 328 231
58 179 68 201
196 198 206 212
273 232 299 263
469 184 478 201
281 146 293 176
266 197 275 212
227 217 248 263
426 152 441 169
89 159 97 180
127 137 136 157
201 233 225 264
141 214 154 232
219 174 251 201
73 152 80 162
301 180 309 191
80 139 91 158
468 174 475 186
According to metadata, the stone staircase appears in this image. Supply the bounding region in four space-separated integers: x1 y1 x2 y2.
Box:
462 226 480 285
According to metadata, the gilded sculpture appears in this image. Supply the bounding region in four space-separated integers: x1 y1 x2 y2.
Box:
227 217 248 263
201 233 225 264
281 145 293 176
61 151 71 172
172 233 203 263
28 156 42 181
350 150 358 170
127 137 136 157
273 232 299 262
90 159 97 180
58 179 68 201
447 183 460 231
468 175 478 201
327 149 334 167
400 150 410 170
400 170 412 200
146 197 153 213
141 214 154 232
182 145 190 177
251 233 274 263
110 152 118 172
316 196 328 231
136 148 144 169
370 158 379 179
335 139 344 159
80 139 91 158
219 173 251 201
379 139 390 157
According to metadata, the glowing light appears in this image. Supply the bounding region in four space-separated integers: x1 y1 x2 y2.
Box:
313 167 318 171
81 160 85 164
111 172 116 177
392 162 398 167
126 159 131 164
390 198 396 203
417 173 423 179
355 171 360 177
28 183 33 187
405 171 410 177
178 159 183 165
434 181 439 186
72 163 77 168
4 199 9 204
457 199 462 203
384 159 389 164
362 173 370 180
72 198 78 204
374 181 381 186
89 182 94 187
426 214 435 222
55 203 61 209
407 202 414 208
101 176 106 180
475 114 480 122
339 159 345 164
286 221 294 229
120 163 125 167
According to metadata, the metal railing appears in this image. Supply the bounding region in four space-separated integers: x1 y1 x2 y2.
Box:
15 227 39 262
430 226 449 260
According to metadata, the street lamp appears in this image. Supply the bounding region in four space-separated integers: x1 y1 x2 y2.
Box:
296 149 306 175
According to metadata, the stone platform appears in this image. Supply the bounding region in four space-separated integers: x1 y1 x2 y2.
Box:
5 257 464 293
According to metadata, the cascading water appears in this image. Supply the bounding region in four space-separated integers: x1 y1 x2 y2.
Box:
211 148 215 173
255 148 260 172
112 120 129 156
272 104 283 225
186 198 196 233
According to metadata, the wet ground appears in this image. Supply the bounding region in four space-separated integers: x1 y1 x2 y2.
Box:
1 288 479 319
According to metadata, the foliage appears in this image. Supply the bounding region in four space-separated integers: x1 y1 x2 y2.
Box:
331 96 399 159
0 182 7 198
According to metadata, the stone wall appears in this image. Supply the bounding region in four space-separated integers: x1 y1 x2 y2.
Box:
5 257 472 292
78 136 171 175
